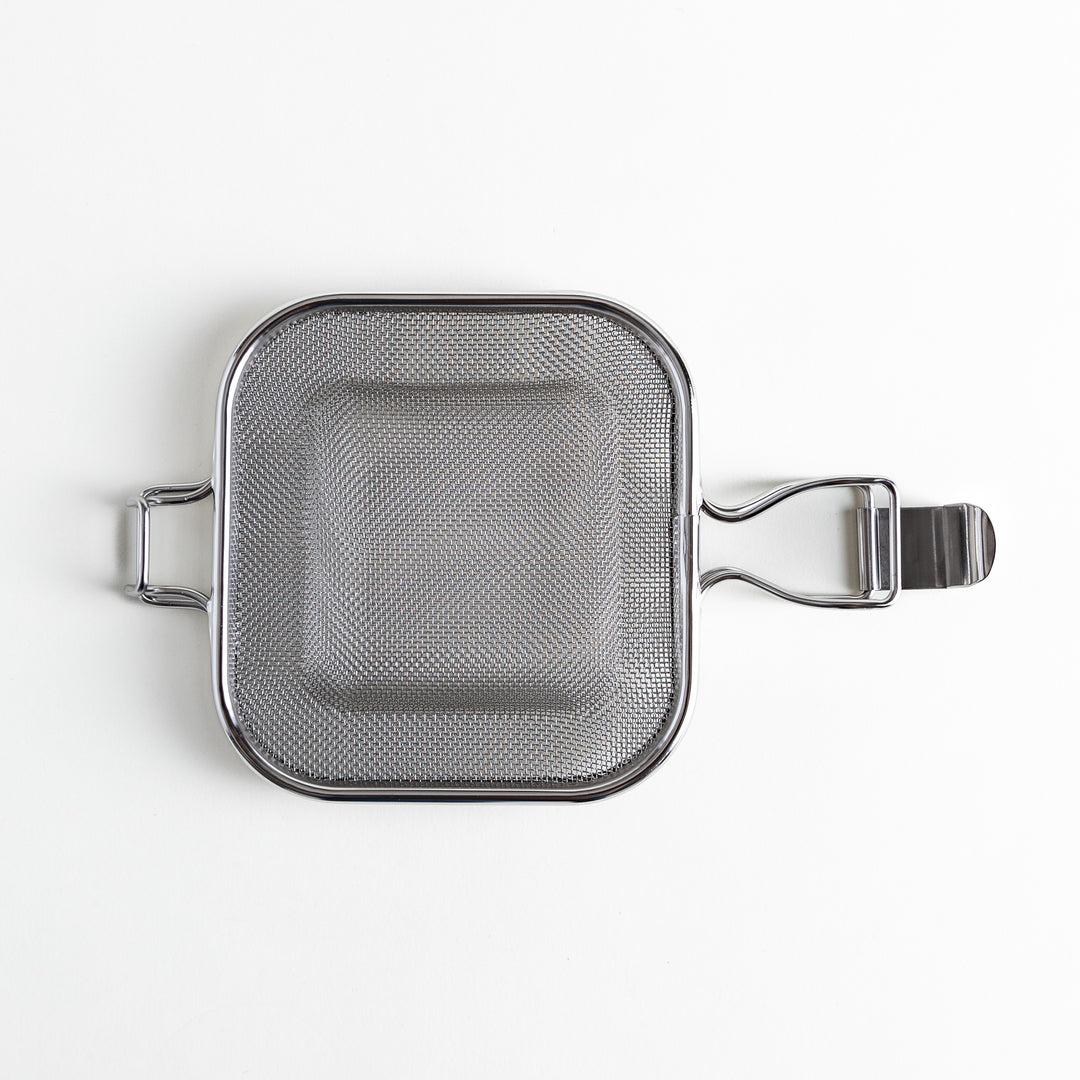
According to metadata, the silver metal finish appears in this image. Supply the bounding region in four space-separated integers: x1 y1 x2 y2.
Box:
877 503 995 590
125 480 213 611
124 293 996 801
700 477 900 608
210 296 696 800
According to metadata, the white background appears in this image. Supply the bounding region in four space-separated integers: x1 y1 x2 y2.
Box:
2 2 1077 1077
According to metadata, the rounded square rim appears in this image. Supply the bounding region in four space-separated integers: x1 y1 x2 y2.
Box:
209 294 700 800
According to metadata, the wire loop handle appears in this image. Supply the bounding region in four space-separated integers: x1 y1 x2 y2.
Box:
125 479 213 611
700 476 900 608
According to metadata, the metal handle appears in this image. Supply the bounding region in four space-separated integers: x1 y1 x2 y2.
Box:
701 476 900 608
125 480 213 611
701 476 995 607
889 503 995 590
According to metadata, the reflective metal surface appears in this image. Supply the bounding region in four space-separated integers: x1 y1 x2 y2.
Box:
700 477 900 607
125 480 213 611
900 503 996 589
209 296 695 800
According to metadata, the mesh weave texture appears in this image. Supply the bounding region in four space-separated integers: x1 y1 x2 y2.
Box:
225 305 681 787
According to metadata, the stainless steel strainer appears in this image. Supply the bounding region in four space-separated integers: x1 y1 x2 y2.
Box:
126 295 995 799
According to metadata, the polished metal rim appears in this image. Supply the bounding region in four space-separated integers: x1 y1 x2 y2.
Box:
212 295 697 800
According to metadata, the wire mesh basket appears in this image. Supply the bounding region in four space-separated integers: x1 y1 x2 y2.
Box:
126 296 995 799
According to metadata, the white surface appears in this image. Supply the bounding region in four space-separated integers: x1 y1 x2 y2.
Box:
2 2 1077 1077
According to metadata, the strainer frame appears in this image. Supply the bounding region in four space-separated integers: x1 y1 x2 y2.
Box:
210 295 700 800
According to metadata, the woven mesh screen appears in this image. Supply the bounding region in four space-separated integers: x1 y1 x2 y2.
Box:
225 305 682 787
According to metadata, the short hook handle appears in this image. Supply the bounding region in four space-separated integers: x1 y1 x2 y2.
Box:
125 479 213 611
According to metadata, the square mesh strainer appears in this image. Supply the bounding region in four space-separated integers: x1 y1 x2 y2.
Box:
220 297 693 796
126 295 994 799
